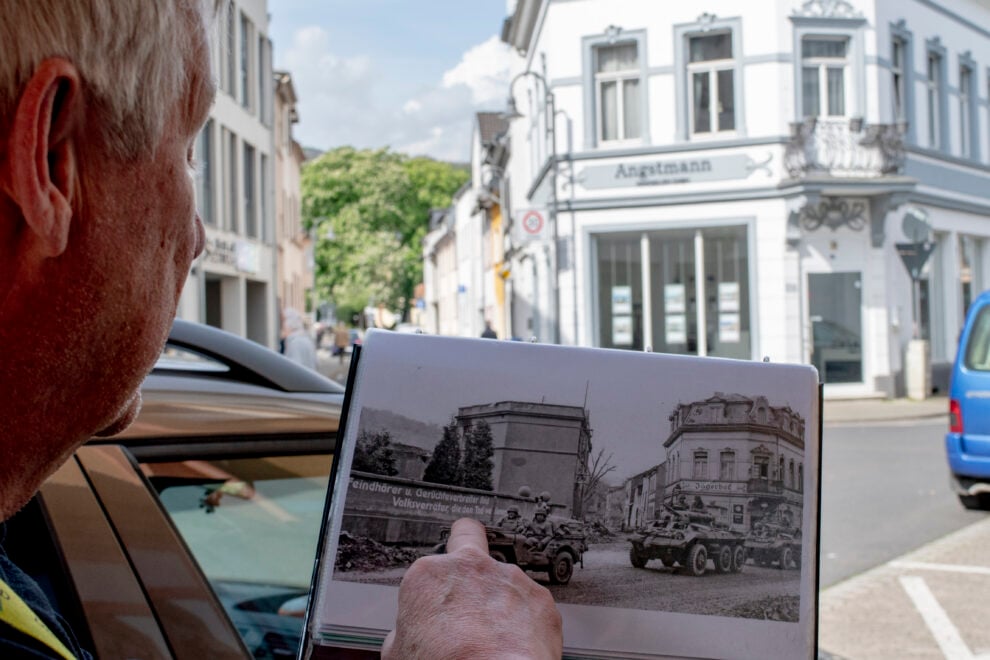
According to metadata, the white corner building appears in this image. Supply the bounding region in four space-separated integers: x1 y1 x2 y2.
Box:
500 0 990 398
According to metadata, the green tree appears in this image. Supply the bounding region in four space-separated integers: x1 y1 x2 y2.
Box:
422 420 461 486
302 148 468 321
352 429 399 476
461 420 494 491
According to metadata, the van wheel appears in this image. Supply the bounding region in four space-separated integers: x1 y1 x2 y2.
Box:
959 494 990 511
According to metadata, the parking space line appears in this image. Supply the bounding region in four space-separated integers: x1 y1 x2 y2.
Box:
899 576 974 660
892 561 990 576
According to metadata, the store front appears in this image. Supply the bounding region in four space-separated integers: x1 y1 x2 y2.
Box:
594 224 752 359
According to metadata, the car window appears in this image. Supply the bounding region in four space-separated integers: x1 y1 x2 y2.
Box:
156 344 230 373
142 454 332 656
964 306 990 371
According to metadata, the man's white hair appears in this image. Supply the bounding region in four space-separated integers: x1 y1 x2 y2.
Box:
0 0 219 159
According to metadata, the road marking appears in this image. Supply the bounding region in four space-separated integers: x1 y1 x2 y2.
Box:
892 561 990 576
899 576 977 659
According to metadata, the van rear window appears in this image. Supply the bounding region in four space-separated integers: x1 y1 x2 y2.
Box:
965 307 990 371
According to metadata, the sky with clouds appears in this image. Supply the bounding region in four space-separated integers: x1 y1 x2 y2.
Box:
269 1 515 163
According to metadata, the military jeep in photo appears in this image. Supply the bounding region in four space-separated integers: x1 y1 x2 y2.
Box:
628 506 746 577
434 520 588 585
745 520 802 570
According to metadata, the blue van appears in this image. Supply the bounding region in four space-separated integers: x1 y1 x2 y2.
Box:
947 289 990 510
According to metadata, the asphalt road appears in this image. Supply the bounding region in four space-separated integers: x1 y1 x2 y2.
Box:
819 417 985 588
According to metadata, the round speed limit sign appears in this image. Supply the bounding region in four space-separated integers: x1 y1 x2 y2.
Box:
521 210 544 235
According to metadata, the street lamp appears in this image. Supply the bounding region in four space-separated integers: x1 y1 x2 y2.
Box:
503 70 561 344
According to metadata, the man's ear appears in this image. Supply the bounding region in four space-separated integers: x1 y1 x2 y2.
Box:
4 58 83 258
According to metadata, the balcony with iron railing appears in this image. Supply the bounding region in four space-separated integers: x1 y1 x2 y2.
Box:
784 117 907 179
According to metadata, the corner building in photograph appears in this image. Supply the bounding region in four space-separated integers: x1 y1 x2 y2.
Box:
662 393 806 532
500 0 990 398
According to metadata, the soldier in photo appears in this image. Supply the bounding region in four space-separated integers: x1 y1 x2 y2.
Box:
497 505 526 532
525 506 556 551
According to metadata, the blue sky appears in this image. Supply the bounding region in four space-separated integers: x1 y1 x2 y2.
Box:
269 1 513 162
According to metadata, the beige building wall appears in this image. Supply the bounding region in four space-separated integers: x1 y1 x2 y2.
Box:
273 71 313 317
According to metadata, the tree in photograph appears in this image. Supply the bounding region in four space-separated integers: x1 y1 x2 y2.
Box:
423 420 462 486
580 448 617 511
461 420 494 491
352 429 399 476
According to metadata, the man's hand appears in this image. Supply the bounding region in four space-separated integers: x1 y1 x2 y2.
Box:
381 518 563 659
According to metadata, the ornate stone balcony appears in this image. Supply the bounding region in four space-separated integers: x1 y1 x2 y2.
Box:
784 117 907 179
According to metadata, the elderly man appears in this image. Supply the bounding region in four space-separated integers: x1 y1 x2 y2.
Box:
0 3 560 658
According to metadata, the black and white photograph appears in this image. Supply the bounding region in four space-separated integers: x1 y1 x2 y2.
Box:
310 330 820 659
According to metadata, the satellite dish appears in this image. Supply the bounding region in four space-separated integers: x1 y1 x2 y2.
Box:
901 205 931 242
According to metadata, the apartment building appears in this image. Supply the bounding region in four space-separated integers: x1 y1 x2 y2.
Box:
177 0 278 348
273 70 312 318
499 0 990 398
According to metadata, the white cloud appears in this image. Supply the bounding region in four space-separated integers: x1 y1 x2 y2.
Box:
283 27 510 162
441 36 512 105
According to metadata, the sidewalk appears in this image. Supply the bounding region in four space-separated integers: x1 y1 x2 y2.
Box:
823 396 948 425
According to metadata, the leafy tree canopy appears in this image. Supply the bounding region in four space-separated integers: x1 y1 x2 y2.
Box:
461 420 494 491
302 148 468 321
352 429 399 477
422 420 462 486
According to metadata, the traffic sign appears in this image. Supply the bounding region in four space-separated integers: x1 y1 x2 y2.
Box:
896 241 937 281
521 210 544 235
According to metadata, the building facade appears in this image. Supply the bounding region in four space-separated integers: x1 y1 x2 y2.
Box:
660 393 806 532
177 0 278 348
273 71 313 319
500 0 990 398
423 113 510 338
455 400 592 518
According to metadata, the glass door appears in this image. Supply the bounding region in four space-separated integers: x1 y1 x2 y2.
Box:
809 272 862 383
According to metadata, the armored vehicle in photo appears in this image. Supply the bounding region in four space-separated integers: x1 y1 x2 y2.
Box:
745 520 802 570
628 506 746 577
434 519 588 585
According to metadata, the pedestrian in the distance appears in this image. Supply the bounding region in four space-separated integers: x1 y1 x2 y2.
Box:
481 320 497 339
281 308 317 370
333 322 350 363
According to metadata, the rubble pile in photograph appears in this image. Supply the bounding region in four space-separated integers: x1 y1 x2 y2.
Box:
334 531 422 572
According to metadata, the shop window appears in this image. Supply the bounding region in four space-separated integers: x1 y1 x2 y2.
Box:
801 37 848 117
595 42 642 142
688 32 735 134
595 225 750 357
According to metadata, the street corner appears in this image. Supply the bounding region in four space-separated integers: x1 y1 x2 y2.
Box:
819 517 990 659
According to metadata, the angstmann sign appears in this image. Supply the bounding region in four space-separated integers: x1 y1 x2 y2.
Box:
578 153 772 190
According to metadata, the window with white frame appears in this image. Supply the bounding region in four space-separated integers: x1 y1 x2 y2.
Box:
239 12 253 111
195 119 214 226
891 38 907 124
801 37 848 117
688 32 735 134
595 42 642 142
927 52 942 148
960 64 973 158
243 142 255 238
693 450 708 479
719 450 735 481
